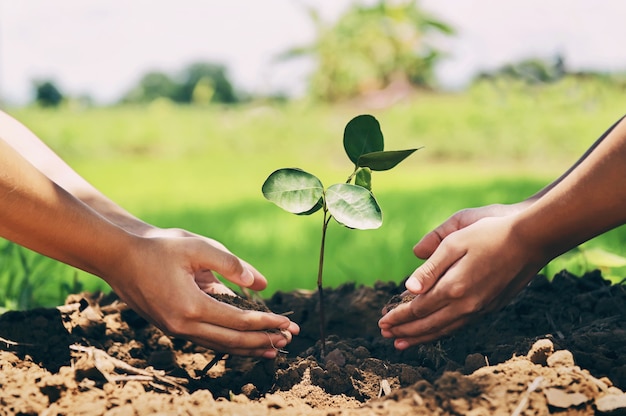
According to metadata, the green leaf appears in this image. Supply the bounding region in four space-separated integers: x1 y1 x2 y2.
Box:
343 114 384 165
262 168 324 214
326 183 382 230
355 167 372 190
297 197 323 216
357 148 422 171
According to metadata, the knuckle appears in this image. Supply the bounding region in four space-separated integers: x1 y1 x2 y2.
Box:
161 318 187 337
409 300 425 320
418 261 439 284
234 315 256 332
445 281 468 299
221 254 244 277
221 332 245 349
466 298 486 314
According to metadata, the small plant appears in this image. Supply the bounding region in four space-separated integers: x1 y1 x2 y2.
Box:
262 114 421 356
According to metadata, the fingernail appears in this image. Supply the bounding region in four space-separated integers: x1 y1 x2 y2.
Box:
406 276 422 292
241 269 254 286
275 338 288 349
395 339 409 350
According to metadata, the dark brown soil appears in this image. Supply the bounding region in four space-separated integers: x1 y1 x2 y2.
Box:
1 269 626 415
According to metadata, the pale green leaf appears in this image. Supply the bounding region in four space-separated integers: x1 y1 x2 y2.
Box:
262 168 324 214
326 183 382 229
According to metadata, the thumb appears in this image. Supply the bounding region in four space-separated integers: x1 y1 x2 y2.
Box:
413 230 443 259
406 240 465 294
414 211 472 259
193 240 255 287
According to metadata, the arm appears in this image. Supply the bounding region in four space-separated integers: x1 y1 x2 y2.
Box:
0 110 167 236
379 115 626 348
0 113 299 357
0 110 268 290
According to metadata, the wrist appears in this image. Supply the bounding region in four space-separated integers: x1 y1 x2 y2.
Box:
93 232 146 290
511 208 571 267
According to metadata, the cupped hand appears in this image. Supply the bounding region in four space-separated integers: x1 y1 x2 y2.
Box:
379 215 544 349
104 234 299 358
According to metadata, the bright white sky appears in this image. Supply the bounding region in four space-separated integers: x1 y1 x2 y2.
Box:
1 0 625 105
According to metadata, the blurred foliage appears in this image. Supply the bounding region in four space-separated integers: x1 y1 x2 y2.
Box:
473 54 626 89
2 75 626 308
121 62 238 105
278 0 454 101
475 55 567 85
33 80 64 107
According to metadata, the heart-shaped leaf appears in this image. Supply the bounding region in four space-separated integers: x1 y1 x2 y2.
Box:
357 148 422 171
262 168 324 214
343 114 384 165
326 183 382 230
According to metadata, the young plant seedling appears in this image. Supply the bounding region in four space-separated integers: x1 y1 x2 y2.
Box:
262 114 421 357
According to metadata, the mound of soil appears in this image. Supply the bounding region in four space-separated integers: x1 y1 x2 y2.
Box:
1 269 626 415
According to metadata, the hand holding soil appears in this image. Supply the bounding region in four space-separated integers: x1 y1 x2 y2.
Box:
0 110 299 359
379 215 544 347
381 114 626 350
102 234 300 358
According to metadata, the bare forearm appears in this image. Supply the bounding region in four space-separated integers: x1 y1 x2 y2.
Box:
515 117 626 261
0 138 136 279
526 115 625 202
0 110 152 235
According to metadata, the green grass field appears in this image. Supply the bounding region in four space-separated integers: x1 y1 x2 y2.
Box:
1 76 625 310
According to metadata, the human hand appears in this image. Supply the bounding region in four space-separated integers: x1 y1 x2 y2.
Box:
379 215 544 349
104 234 300 358
414 202 530 259
141 227 269 294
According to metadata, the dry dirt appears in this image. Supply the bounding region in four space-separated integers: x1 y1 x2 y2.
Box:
1 269 626 415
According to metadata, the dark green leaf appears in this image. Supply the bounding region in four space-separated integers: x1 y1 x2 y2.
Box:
326 183 382 230
343 114 384 165
262 168 324 214
357 148 422 171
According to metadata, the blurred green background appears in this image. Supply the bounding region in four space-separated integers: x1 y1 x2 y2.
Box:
1 1 626 310
3 78 626 310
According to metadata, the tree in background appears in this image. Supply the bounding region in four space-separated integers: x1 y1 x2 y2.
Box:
474 54 568 85
120 62 238 105
33 80 64 107
278 0 454 102
122 71 179 104
175 62 237 104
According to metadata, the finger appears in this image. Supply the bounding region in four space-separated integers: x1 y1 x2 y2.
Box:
198 280 237 296
190 240 255 287
413 211 467 259
184 326 294 357
197 237 268 291
241 260 268 291
381 299 470 344
413 230 444 259
378 294 447 330
204 298 297 332
406 241 465 294
393 317 469 350
167 297 299 353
